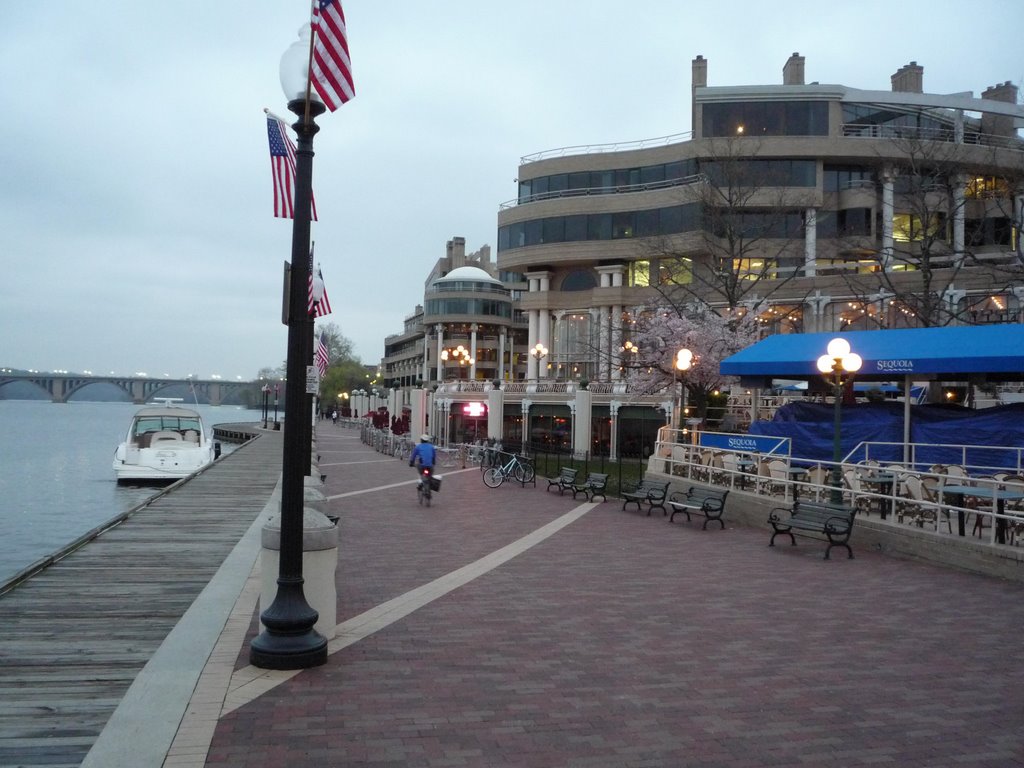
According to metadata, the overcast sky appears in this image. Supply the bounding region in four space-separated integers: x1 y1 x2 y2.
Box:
2 1 1021 380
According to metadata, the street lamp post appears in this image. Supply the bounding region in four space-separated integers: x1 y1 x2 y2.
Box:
816 338 862 504
262 384 270 429
675 348 693 434
249 37 328 670
530 343 548 381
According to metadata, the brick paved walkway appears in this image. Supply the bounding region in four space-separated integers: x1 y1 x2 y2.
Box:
200 426 1024 767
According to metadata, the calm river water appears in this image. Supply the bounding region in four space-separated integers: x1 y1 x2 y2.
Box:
0 400 267 584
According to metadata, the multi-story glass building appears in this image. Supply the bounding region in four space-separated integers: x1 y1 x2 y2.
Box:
379 54 1024 455
497 53 1024 381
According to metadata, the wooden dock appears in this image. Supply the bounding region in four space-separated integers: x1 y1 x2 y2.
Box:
0 426 281 768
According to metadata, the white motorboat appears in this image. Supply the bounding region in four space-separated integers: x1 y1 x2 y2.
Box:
112 399 217 483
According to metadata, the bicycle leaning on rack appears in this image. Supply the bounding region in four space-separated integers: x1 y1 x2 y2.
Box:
482 452 536 488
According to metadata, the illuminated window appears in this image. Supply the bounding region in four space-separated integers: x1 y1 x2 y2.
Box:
658 258 692 285
630 261 651 287
893 213 944 242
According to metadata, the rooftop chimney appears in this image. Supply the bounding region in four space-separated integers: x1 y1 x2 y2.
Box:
783 52 805 85
446 236 466 268
981 81 1019 137
891 61 924 93
691 55 707 139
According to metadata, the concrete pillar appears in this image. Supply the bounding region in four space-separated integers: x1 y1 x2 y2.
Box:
435 324 445 384
527 310 538 380
487 386 504 442
804 208 817 277
470 324 478 380
410 388 427 438
520 399 532 453
952 174 966 266
573 388 593 458
422 331 430 384
881 169 894 270
498 331 506 381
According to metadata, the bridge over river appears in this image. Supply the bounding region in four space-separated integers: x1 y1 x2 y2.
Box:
0 372 253 405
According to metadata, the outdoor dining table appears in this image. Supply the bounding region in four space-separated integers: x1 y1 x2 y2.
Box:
940 485 1024 543
857 471 897 519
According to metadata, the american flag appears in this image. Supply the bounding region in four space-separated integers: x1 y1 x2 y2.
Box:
315 331 330 377
310 0 355 111
308 245 332 317
265 113 317 220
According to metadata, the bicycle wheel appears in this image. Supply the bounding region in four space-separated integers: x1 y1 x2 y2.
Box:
418 485 425 505
514 460 536 483
483 467 504 488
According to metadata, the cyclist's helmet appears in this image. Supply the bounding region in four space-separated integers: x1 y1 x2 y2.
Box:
420 434 431 443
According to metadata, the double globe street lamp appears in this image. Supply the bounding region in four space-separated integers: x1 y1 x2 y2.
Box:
816 338 862 504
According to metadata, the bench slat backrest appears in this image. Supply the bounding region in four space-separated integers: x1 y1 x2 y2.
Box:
793 501 855 524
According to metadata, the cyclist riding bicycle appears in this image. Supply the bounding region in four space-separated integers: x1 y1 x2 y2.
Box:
409 434 436 487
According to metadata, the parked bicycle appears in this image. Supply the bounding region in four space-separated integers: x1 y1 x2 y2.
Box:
482 453 535 487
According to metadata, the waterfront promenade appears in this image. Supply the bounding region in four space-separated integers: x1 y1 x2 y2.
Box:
4 425 1024 766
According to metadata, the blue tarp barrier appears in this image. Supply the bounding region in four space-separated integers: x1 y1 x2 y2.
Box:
748 401 1024 469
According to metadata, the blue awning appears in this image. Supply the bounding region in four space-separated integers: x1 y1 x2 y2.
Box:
720 325 1024 380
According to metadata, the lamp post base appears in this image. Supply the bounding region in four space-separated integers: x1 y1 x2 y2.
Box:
249 580 327 669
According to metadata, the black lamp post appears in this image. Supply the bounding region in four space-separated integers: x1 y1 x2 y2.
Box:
816 338 862 505
249 36 328 670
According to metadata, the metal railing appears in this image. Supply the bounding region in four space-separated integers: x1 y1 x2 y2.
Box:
520 131 695 163
500 174 706 210
654 437 1024 549
841 123 1024 151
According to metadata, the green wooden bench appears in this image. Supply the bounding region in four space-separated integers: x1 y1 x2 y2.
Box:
571 472 609 502
668 487 729 529
768 499 857 559
545 467 579 496
621 479 670 516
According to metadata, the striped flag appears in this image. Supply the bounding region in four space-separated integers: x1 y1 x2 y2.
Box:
310 0 355 112
315 331 330 377
308 245 332 317
265 113 317 220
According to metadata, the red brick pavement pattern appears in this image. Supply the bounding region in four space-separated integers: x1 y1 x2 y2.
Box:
208 427 1024 767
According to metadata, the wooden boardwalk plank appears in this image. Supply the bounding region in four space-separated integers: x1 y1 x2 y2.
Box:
0 427 280 768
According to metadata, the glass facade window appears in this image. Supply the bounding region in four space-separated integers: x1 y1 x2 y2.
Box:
542 217 565 244
702 101 829 137
965 217 1013 247
424 298 512 318
612 212 634 238
702 158 816 187
587 213 612 240
824 165 874 192
893 213 946 243
630 261 651 287
818 208 873 238
516 160 700 203
560 270 597 291
842 103 953 135
657 258 692 285
498 203 702 252
564 214 587 241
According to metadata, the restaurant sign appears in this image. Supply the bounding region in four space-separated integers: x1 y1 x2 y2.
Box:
699 432 790 456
